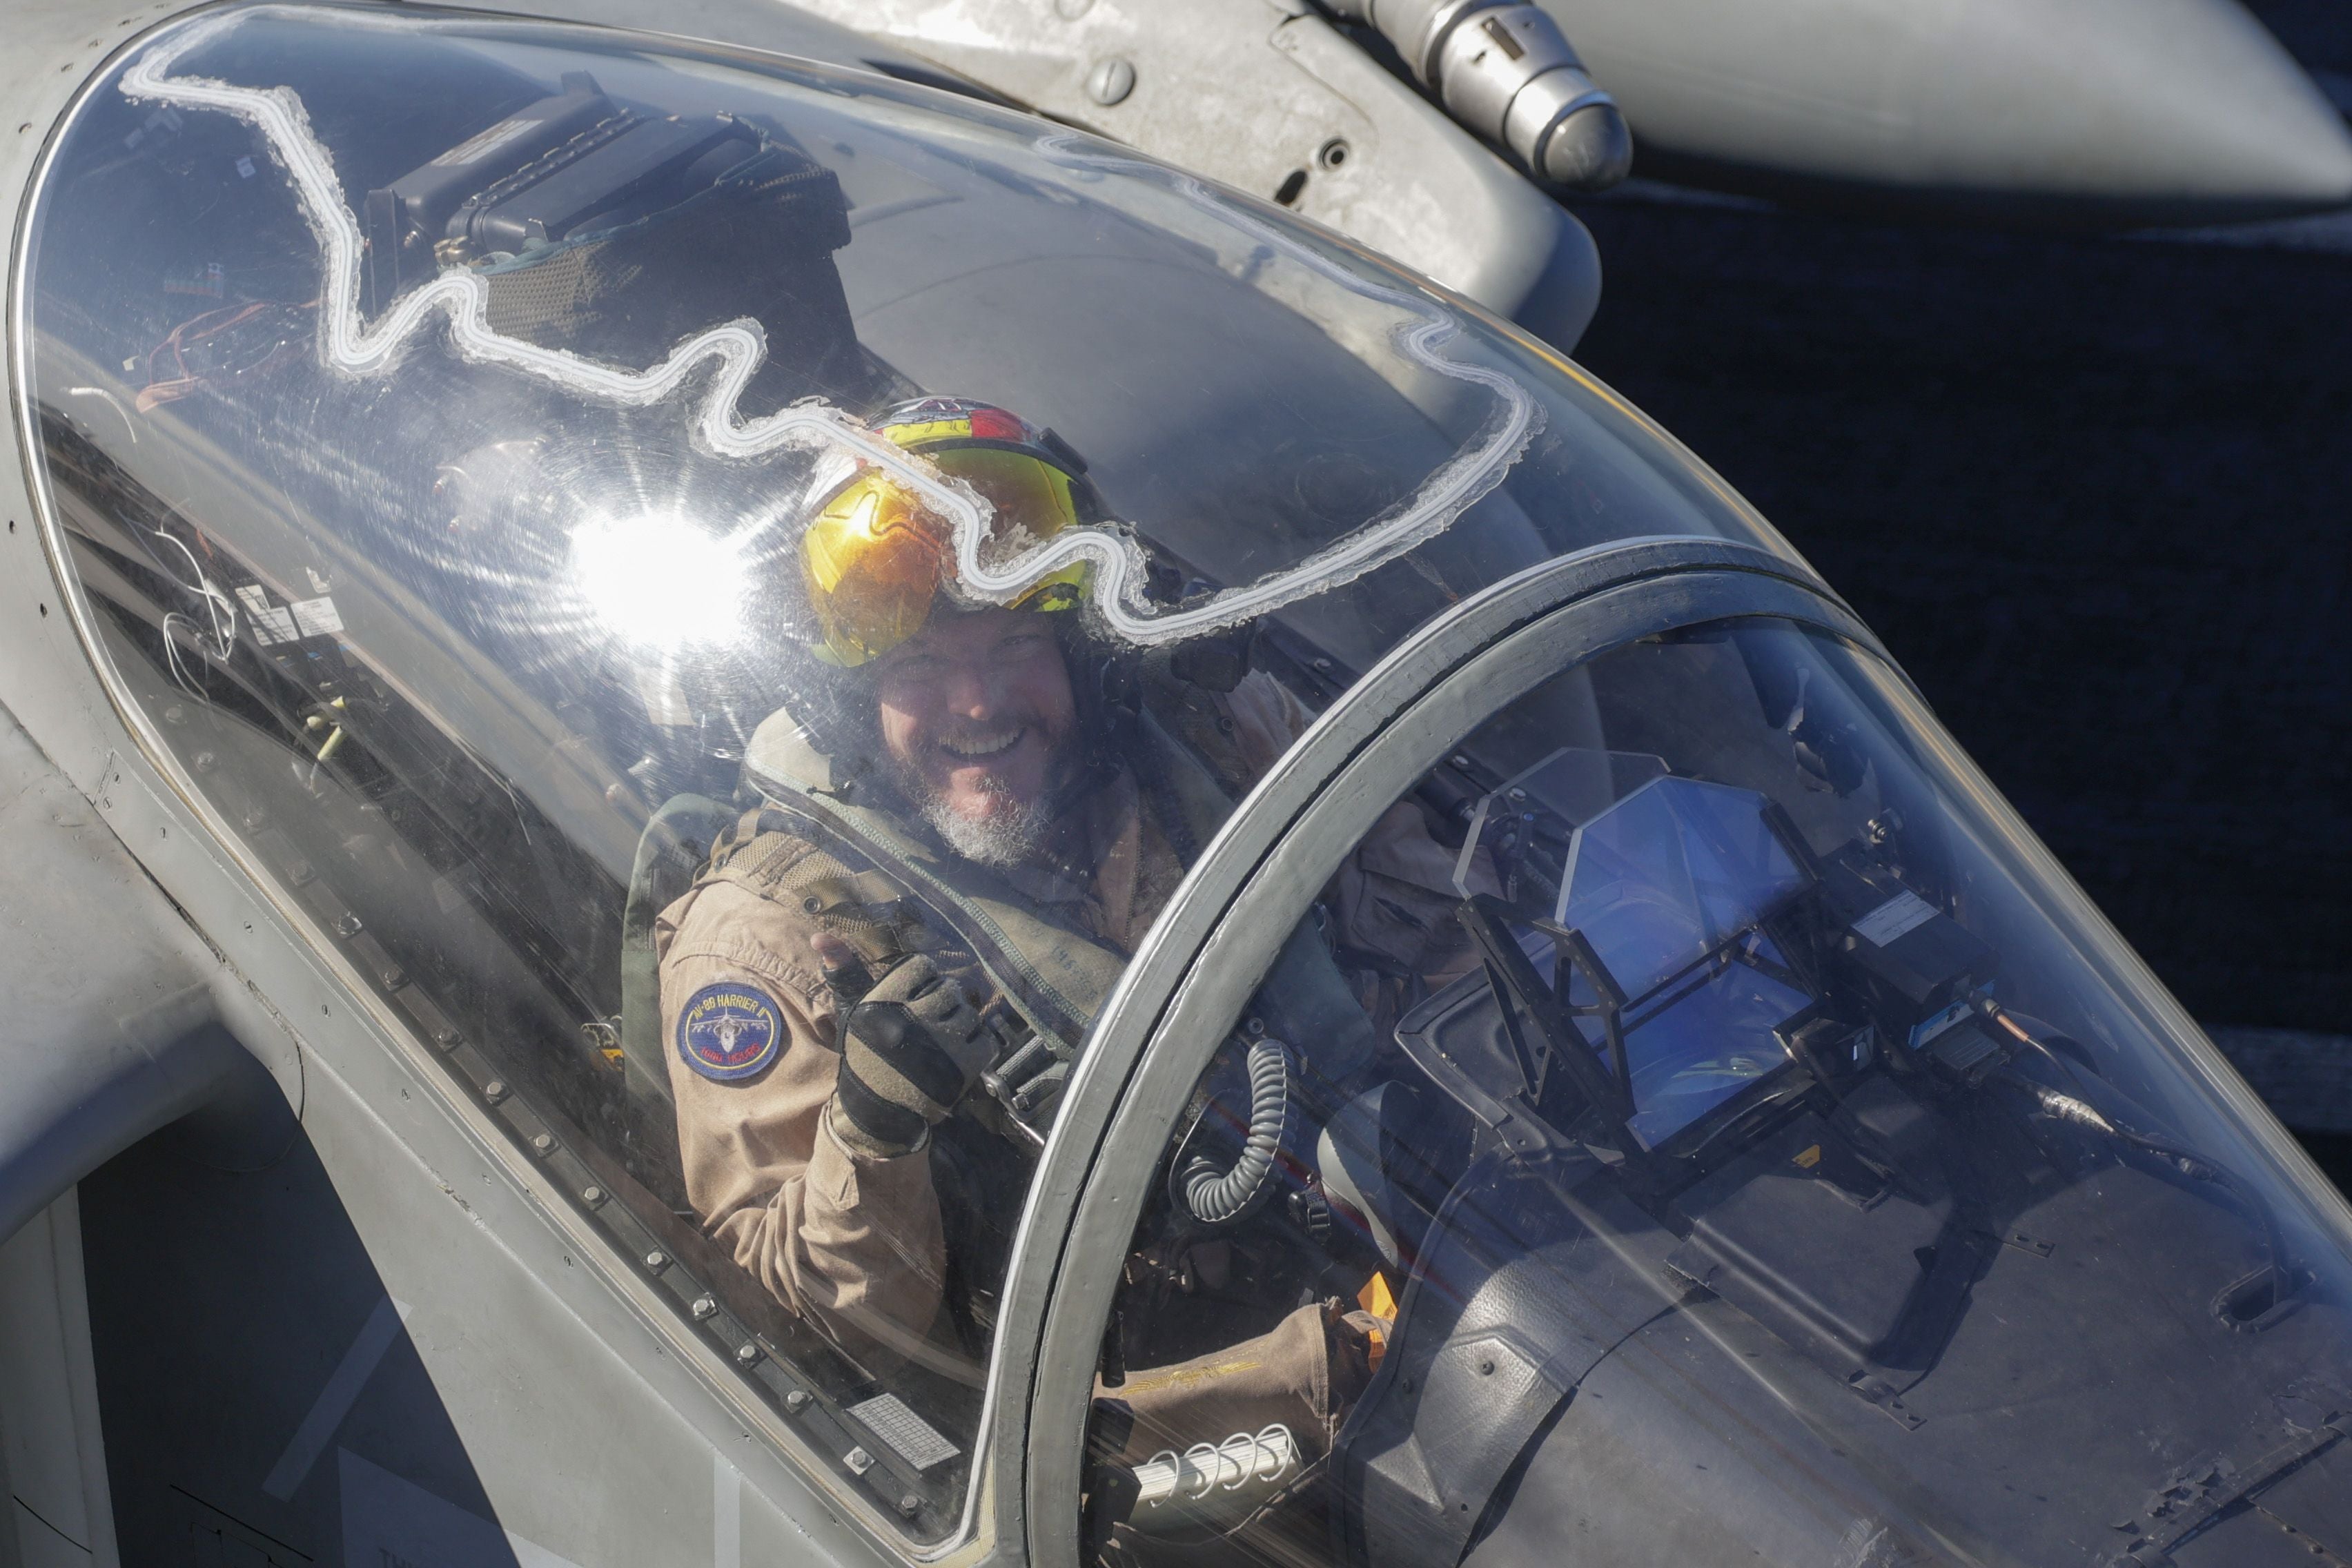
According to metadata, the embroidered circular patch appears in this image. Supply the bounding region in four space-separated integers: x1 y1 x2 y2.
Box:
677 982 783 1082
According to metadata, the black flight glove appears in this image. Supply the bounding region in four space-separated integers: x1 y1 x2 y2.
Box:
816 940 991 1159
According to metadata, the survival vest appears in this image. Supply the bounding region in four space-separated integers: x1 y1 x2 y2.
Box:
616 689 1376 1117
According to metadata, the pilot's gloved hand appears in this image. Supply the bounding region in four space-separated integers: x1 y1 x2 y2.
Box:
814 935 990 1159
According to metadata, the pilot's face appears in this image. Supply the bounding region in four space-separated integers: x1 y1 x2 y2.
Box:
872 607 1078 831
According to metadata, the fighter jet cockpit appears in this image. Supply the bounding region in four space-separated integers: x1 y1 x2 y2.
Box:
21 5 2352 1565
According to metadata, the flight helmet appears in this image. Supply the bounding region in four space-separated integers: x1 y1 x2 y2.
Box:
801 396 1108 669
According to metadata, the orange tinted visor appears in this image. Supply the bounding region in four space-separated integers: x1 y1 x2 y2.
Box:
802 447 1090 667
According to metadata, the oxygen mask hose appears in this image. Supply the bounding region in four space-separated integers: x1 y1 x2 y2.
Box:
1982 1001 2291 1316
1181 1037 1295 1227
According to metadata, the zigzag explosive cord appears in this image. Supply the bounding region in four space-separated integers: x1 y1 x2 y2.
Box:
121 9 1540 646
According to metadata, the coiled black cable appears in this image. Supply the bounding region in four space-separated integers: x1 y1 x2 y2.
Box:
1180 1037 1294 1227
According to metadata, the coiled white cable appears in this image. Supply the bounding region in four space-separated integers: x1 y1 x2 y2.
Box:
1133 1422 1295 1507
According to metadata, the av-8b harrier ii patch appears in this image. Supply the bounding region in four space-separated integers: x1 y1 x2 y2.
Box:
677 982 784 1082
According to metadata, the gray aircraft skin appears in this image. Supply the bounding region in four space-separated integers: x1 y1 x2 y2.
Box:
1538 0 2352 226
6 6 2352 1568
478 0 2352 350
513 0 1623 356
747 0 2352 340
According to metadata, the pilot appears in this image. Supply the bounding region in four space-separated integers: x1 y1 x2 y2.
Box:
654 398 1464 1477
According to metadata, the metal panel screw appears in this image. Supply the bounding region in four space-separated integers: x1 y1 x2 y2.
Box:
580 1186 605 1207
643 1250 669 1273
531 1133 556 1156
334 912 362 937
482 1080 507 1103
845 1447 875 1476
1086 57 1135 106
692 1296 718 1320
433 1028 461 1050
785 1389 811 1413
735 1342 763 1366
897 1496 921 1518
1450 756 1471 770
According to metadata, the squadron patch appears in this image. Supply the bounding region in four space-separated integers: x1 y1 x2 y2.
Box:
677 982 783 1082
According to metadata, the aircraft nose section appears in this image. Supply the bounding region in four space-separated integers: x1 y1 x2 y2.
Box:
1919 0 2352 222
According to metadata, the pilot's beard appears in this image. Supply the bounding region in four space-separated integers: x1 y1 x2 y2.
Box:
921 785 1055 870
900 733 1084 871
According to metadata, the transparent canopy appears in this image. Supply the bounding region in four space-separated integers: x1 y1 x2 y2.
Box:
23 4 2352 1565
23 3 1772 1542
27 0 1772 863
1100 620 2352 1568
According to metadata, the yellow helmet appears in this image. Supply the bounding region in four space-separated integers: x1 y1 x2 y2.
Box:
802 398 1099 667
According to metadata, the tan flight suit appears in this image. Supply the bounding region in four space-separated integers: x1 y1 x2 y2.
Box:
655 763 1188 1350
655 670 1481 1446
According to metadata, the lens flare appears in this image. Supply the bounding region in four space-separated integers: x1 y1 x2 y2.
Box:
570 511 745 649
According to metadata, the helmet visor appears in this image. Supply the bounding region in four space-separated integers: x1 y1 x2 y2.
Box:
802 445 1090 666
